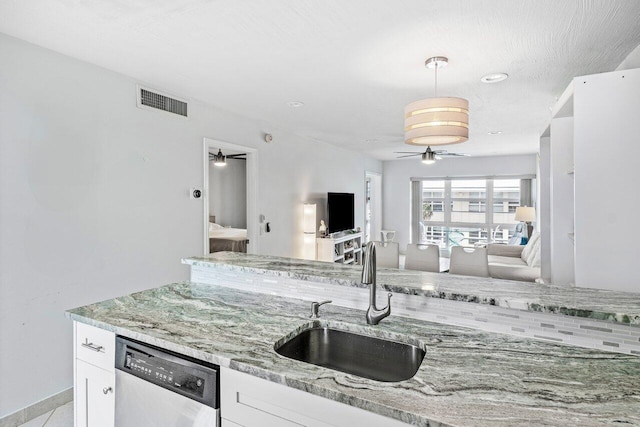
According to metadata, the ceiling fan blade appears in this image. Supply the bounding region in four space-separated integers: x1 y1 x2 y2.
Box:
394 151 422 154
442 153 469 157
396 153 421 158
434 151 468 157
226 153 247 158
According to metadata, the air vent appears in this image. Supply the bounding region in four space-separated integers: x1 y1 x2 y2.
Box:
137 86 188 117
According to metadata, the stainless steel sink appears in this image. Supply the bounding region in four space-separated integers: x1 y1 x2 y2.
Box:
274 324 425 382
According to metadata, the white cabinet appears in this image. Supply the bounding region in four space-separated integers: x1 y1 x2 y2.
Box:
73 321 115 427
316 232 363 265
75 360 115 427
220 367 409 427
541 68 640 291
70 322 408 427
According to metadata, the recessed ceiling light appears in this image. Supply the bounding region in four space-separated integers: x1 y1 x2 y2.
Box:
481 73 509 83
488 131 503 135
286 101 304 108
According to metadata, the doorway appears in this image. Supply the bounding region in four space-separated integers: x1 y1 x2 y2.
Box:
203 138 258 254
364 172 382 243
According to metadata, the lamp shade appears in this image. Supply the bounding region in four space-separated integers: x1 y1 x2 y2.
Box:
514 206 535 222
404 97 469 146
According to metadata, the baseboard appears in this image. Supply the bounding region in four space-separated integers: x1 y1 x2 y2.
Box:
0 388 73 427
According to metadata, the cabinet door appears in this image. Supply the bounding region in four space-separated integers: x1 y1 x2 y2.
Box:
75 359 115 427
221 368 409 427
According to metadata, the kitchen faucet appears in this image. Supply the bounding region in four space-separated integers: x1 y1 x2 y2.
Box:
361 241 392 325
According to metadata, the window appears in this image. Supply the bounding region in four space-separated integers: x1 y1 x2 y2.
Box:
492 179 521 225
468 201 486 213
411 176 534 249
420 180 445 223
451 180 487 223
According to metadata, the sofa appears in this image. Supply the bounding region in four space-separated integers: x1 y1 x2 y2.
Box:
487 232 541 282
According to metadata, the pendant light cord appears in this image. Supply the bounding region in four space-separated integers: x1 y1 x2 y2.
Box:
434 62 438 98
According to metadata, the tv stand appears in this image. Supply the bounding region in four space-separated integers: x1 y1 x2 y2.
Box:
316 232 363 265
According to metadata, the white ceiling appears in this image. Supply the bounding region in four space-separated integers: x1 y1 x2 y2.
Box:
2 0 640 160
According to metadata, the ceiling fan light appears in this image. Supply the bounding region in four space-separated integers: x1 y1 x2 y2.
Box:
421 150 436 164
404 97 469 146
421 158 436 165
213 149 226 166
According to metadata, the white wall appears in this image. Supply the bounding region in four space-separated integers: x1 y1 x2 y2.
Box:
209 158 247 228
574 68 640 292
538 137 552 283
382 154 537 252
0 34 381 417
255 140 380 258
367 173 382 243
549 117 575 285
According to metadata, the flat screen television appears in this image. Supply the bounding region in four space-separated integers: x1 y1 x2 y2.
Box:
327 192 354 234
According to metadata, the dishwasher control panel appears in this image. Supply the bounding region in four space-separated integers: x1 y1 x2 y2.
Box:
116 336 219 409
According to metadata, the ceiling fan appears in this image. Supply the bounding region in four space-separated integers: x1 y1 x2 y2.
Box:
209 149 246 166
394 146 469 164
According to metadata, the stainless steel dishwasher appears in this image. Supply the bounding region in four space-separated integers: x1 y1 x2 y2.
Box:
115 336 220 426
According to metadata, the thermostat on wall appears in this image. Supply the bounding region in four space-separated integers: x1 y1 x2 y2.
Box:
190 188 202 199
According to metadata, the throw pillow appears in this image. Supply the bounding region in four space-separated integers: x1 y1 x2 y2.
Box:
520 231 539 263
529 244 541 268
209 222 224 233
526 236 541 266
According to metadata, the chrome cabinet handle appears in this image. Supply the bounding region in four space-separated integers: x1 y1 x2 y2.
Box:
103 387 113 395
81 339 104 353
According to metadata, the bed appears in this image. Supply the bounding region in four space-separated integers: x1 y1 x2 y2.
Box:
209 222 249 253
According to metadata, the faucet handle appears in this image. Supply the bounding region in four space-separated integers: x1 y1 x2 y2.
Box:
310 300 332 319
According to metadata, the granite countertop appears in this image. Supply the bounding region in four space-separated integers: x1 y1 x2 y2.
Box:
67 282 640 426
184 252 640 325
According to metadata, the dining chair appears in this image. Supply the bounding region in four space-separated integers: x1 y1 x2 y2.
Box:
374 241 400 268
380 230 396 243
405 244 440 272
449 246 489 277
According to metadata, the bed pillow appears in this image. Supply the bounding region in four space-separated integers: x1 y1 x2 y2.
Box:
209 222 224 233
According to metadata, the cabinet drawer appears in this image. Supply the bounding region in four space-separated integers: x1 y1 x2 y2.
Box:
75 322 115 372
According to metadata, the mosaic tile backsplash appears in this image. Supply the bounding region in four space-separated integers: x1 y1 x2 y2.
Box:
190 264 640 356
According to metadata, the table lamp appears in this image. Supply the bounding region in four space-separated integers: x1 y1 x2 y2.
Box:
514 206 535 238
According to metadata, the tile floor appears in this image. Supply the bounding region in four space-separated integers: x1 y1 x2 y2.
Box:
18 402 72 427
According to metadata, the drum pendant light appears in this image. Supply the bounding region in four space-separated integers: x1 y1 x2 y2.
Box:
404 57 469 146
